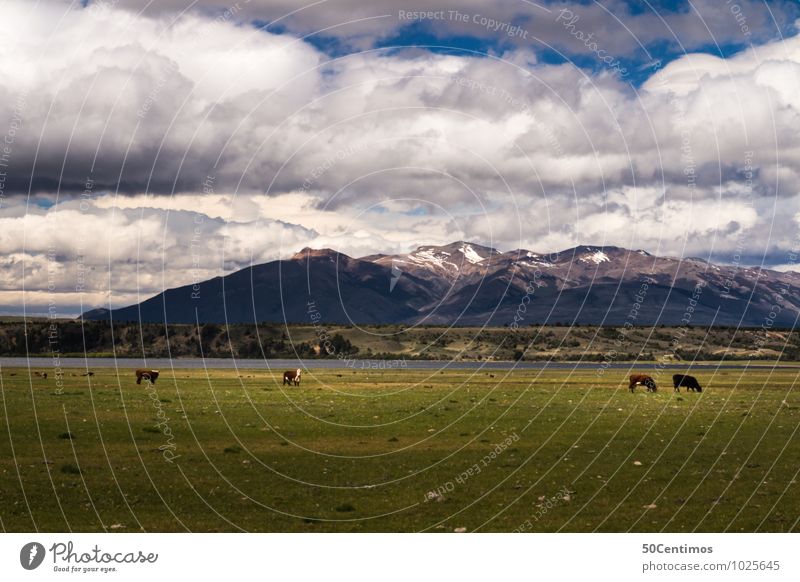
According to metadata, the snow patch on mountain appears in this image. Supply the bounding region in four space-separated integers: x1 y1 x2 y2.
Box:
516 259 550 268
409 249 458 271
459 244 485 264
580 251 610 264
520 251 552 267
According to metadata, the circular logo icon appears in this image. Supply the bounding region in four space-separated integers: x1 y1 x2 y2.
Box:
20 542 46 570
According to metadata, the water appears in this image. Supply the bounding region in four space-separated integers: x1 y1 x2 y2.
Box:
1 357 793 371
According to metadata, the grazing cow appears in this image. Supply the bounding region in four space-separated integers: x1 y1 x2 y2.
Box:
34 371 47 379
135 369 160 385
629 374 657 392
673 374 702 392
283 368 302 386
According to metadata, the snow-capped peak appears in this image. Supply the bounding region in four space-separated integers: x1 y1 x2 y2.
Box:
459 244 485 264
580 250 610 264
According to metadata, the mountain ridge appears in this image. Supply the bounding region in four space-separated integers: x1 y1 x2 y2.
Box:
82 242 800 327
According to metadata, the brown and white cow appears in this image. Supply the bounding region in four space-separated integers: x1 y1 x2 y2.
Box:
283 368 302 386
629 374 657 392
135 369 160 385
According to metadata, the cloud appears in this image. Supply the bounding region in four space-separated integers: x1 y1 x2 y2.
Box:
3 0 799 202
0 197 314 316
0 0 322 194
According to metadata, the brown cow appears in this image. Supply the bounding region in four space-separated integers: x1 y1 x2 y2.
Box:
135 369 160 385
629 374 657 392
283 368 302 386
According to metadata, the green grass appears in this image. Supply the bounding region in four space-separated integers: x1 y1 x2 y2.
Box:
0 366 798 532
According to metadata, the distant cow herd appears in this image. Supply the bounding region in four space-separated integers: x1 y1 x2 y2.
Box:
629 373 703 393
30 367 303 387
131 367 303 386
127 366 698 394
28 365 700 394
127 368 698 393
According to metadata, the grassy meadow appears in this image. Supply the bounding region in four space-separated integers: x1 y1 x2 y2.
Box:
0 365 798 532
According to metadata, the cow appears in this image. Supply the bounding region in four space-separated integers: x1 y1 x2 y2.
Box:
629 374 657 392
135 369 160 385
34 371 47 379
283 368 302 386
673 374 702 392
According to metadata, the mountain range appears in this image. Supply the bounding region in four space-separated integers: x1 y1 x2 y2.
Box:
83 242 800 327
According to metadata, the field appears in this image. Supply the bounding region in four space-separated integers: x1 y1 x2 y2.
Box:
1 366 798 532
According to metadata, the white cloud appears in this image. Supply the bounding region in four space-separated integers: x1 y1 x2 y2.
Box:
0 198 314 315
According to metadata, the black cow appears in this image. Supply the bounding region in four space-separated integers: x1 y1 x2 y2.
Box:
673 374 702 392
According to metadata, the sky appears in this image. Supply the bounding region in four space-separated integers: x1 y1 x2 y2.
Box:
1 0 800 315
